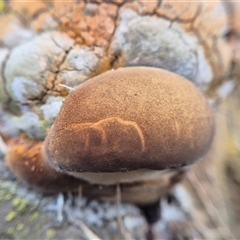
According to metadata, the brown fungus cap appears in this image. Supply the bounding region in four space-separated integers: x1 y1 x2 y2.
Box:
44 67 214 173
6 138 84 193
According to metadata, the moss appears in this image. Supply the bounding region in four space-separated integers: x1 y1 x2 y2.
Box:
46 229 56 238
5 211 17 222
0 0 5 12
7 227 15 234
16 223 24 231
28 212 39 222
16 225 30 239
2 185 37 225
17 200 28 212
0 188 14 201
11 196 32 214
5 193 13 200
12 197 22 207
0 232 14 240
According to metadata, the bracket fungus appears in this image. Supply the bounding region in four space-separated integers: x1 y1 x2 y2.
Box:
44 67 214 179
6 67 214 201
6 67 214 202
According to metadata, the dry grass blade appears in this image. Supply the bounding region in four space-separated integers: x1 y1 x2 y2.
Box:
64 199 102 240
186 171 235 239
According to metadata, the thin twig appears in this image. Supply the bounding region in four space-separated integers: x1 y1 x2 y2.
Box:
77 185 83 208
116 184 134 240
56 193 64 222
58 83 75 91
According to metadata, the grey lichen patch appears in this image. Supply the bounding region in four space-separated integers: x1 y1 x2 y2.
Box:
59 46 105 86
4 31 74 105
0 106 48 139
108 1 235 95
40 96 64 125
0 29 109 139
156 1 231 80
110 8 213 91
0 31 74 138
0 107 21 138
12 112 48 139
